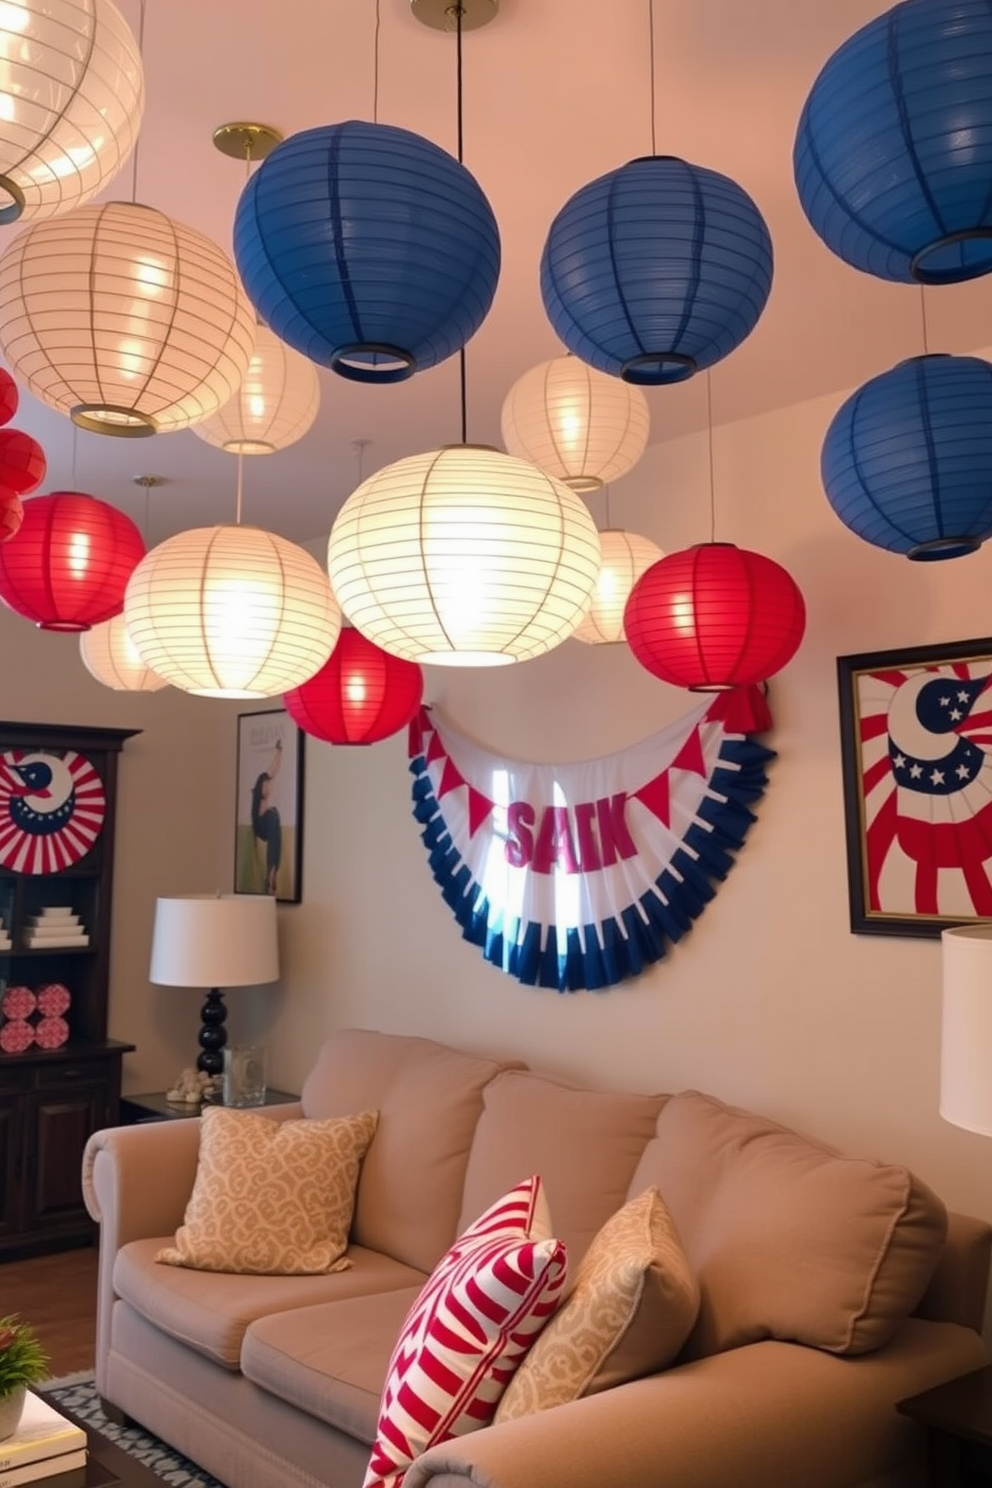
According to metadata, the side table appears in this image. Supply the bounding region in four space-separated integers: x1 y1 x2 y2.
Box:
897 1365 992 1486
119 1088 299 1123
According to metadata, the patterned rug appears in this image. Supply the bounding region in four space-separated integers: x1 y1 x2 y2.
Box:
42 1374 225 1488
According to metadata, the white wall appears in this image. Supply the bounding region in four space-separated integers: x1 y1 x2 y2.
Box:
270 380 992 1252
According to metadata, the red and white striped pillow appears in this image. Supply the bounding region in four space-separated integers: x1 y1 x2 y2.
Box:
363 1176 567 1488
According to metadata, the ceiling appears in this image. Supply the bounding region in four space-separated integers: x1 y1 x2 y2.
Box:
5 0 992 548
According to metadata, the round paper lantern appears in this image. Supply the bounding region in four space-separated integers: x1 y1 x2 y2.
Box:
821 355 992 559
625 543 806 690
328 445 601 666
0 0 143 225
0 428 46 492
0 202 255 435
124 525 341 698
0 487 22 543
541 155 773 385
795 0 992 283
501 355 650 491
233 120 501 383
284 628 424 745
0 491 145 631
80 612 168 692
0 368 17 426
572 529 665 645
193 324 320 454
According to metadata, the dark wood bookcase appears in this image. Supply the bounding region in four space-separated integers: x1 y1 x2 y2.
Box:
0 722 138 1257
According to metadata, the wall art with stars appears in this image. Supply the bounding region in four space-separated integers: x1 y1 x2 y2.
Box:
837 638 992 937
0 748 106 874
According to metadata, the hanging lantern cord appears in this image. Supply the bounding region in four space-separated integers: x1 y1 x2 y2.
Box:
919 284 930 355
648 0 657 156
705 369 716 543
372 0 381 125
456 2 468 444
235 451 244 525
129 0 147 203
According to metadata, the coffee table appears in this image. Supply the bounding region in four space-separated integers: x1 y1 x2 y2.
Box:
896 1363 992 1486
35 1390 181 1488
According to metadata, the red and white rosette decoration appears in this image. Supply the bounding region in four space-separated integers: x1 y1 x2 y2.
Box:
0 748 106 873
36 982 70 1016
1 984 35 1019
0 1018 33 1053
34 1015 69 1049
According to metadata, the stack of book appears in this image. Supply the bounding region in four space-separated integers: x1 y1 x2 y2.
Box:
23 909 89 950
0 1393 87 1488
0 919 11 951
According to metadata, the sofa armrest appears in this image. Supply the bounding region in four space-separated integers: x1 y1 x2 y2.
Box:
404 1319 987 1488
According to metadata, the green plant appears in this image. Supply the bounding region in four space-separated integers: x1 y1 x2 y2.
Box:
0 1316 49 1398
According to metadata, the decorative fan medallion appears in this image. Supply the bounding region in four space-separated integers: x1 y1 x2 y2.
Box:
0 749 106 873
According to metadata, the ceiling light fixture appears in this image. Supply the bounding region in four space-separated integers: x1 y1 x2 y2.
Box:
193 322 320 456
572 529 665 646
80 612 168 692
283 627 424 746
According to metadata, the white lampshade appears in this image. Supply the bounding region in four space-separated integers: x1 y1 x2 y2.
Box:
80 612 169 692
0 0 144 224
192 324 321 454
941 925 992 1136
501 355 651 492
124 524 341 698
0 202 255 435
149 894 279 989
327 444 601 667
572 529 665 645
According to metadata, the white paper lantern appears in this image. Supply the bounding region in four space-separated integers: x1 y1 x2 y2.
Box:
572 529 665 645
124 525 341 698
0 0 144 224
328 444 601 666
501 355 650 492
192 324 320 454
80 612 168 691
0 202 256 435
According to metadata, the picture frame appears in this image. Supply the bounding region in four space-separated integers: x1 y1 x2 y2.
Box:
234 709 305 904
837 637 992 938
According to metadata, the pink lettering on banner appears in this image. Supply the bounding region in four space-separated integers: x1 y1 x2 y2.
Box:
504 794 637 874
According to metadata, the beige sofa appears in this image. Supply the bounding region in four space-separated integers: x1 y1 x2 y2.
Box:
83 1028 991 1488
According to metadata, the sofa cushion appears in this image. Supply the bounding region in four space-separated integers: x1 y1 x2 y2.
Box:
115 1237 429 1368
458 1069 666 1266
494 1185 699 1421
155 1105 378 1275
363 1176 568 1488
301 1028 521 1273
628 1089 948 1358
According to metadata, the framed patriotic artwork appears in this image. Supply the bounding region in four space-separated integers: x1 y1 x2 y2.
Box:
837 638 992 937
234 708 304 904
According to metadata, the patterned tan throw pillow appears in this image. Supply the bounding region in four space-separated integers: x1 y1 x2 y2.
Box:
156 1105 378 1275
495 1186 698 1421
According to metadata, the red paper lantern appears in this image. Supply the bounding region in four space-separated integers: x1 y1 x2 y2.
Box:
0 369 18 427
0 491 146 632
284 627 424 745
624 542 806 690
0 427 45 493
0 486 22 543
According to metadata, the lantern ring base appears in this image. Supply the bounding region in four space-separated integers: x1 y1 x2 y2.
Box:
71 403 157 437
908 534 983 561
911 230 992 286
329 344 416 384
0 174 25 226
564 475 605 493
689 682 739 693
622 351 697 385
38 621 89 633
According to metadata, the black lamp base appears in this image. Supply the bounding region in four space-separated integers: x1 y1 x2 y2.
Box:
197 988 228 1076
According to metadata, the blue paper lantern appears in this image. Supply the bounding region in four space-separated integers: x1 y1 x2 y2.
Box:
233 120 501 383
821 354 992 559
795 0 992 284
539 155 773 385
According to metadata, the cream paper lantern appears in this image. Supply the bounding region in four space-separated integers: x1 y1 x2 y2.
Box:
501 355 650 492
328 444 602 666
192 324 320 454
572 529 665 645
0 0 144 224
80 611 168 692
124 525 341 698
0 202 255 435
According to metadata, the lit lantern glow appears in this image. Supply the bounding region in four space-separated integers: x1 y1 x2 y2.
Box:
0 202 255 435
80 612 168 692
501 356 650 491
283 627 423 745
327 445 602 667
193 324 321 454
124 525 341 698
572 529 665 645
0 484 21 541
0 490 145 630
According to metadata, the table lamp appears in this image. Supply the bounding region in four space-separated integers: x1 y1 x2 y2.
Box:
940 924 992 1136
149 894 279 1076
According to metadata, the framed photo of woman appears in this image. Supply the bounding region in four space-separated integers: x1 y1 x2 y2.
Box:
234 709 305 904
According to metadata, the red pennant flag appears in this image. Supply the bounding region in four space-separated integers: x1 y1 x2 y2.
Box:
671 729 706 777
438 757 466 799
633 771 670 827
468 788 495 837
